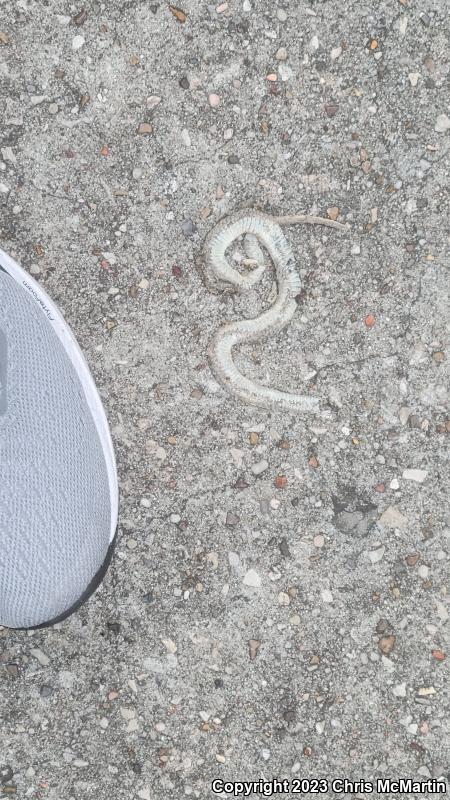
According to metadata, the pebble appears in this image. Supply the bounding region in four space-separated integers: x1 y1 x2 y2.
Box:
208 93 221 108
252 459 268 475
243 0 251 10
278 63 293 81
278 591 290 606
243 569 261 588
435 114 450 133
399 406 411 425
249 639 261 660
182 219 197 236
402 468 427 483
181 128 191 147
138 123 153 135
146 95 161 110
223 127 233 141
277 8 287 21
379 506 407 529
30 648 51 666
369 546 385 564
316 720 325 734
72 35 85 50
276 47 287 61
390 478 400 490
321 589 333 603
408 72 420 87
314 534 324 548
140 497 151 508
138 790 152 800
393 682 407 697
330 46 342 60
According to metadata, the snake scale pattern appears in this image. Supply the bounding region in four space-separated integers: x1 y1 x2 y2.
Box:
203 209 348 413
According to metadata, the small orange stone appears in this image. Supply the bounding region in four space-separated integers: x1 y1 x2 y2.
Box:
370 39 378 50
100 145 109 156
365 313 376 328
432 649 445 661
274 475 288 489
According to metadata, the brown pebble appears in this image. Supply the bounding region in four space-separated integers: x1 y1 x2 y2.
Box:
274 475 288 489
138 123 153 135
249 432 259 445
249 639 261 661
432 351 445 363
72 8 88 25
405 553 420 567
327 206 339 221
308 456 319 468
324 102 339 117
378 634 396 655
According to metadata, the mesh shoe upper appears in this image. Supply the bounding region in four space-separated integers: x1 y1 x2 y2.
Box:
0 269 112 628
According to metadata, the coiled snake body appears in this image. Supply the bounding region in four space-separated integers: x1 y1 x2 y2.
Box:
203 209 348 413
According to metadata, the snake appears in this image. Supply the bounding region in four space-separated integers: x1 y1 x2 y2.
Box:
203 209 349 413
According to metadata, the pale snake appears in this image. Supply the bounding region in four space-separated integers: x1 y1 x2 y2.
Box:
203 209 349 413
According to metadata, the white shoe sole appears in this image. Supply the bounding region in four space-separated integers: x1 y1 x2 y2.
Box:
0 247 119 544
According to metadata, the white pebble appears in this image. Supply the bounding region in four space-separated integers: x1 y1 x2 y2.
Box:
321 589 333 603
72 35 85 50
435 114 450 133
393 682 407 697
140 497 151 508
181 128 191 147
243 569 261 588
252 459 268 475
277 8 287 21
278 63 293 81
402 468 427 483
30 648 50 666
146 95 161 110
316 720 325 734
390 478 400 490
208 93 221 108
408 72 420 87
368 546 385 564
330 46 342 60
